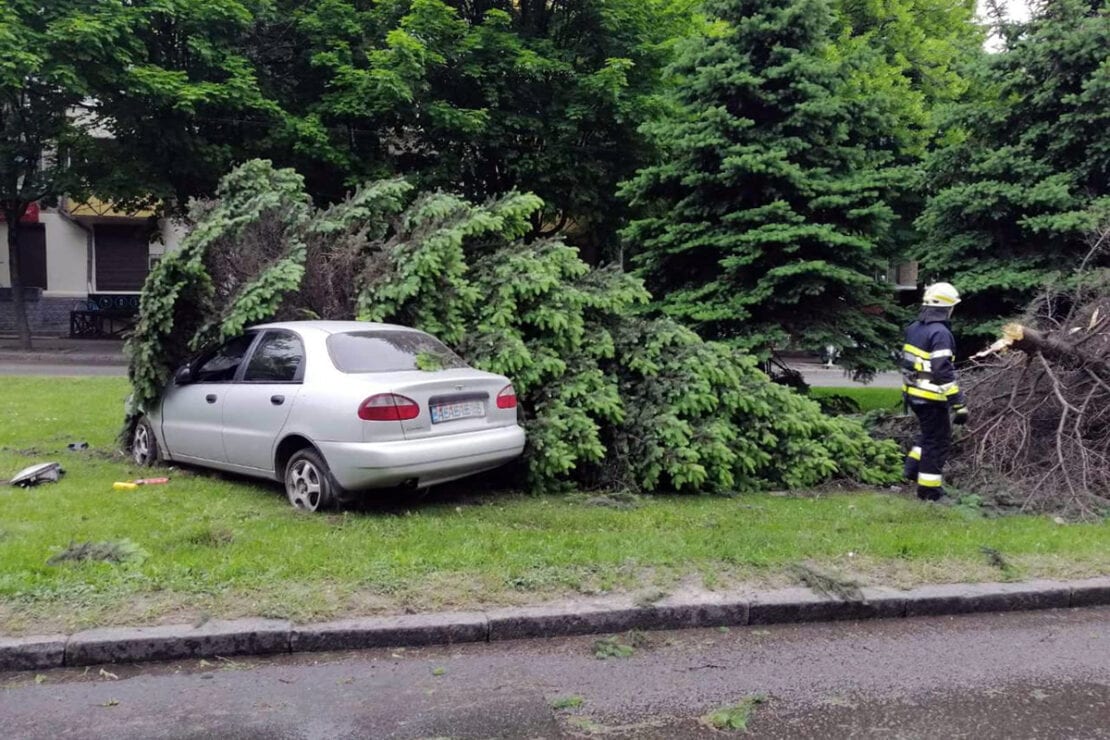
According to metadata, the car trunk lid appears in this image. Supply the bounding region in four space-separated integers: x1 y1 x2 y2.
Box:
385 369 516 440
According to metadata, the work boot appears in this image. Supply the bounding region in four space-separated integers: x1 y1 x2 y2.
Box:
916 486 945 502
903 461 918 482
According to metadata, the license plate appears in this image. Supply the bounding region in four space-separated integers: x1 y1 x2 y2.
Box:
430 399 486 424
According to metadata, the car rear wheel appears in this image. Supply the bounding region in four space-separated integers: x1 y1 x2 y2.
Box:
131 418 159 467
284 448 336 512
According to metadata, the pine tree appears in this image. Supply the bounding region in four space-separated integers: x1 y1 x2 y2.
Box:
621 0 899 375
917 0 1110 347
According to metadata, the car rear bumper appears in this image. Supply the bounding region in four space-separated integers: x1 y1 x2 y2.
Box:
318 425 526 490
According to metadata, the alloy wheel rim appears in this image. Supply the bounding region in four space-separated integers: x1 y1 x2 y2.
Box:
287 460 323 511
133 425 151 465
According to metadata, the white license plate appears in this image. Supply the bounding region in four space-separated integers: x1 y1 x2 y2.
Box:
430 399 486 424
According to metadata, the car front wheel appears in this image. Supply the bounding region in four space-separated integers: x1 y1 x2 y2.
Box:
132 418 159 467
284 448 336 513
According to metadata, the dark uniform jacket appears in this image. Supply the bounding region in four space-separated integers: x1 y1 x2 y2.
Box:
901 307 966 406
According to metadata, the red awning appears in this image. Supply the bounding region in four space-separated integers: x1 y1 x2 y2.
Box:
0 203 40 224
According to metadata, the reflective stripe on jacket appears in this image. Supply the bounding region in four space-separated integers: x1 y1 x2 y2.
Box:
901 309 966 406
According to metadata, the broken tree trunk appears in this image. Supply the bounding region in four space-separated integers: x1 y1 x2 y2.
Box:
951 288 1110 518
975 321 1110 376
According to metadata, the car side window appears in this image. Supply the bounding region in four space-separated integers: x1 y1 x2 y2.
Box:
243 331 305 383
193 334 257 383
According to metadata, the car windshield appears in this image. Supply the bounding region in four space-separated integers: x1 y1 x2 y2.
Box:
326 330 468 373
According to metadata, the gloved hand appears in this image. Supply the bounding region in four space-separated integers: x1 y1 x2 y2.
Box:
952 404 970 426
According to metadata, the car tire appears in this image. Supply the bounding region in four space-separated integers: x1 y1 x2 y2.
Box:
284 448 337 513
131 417 160 467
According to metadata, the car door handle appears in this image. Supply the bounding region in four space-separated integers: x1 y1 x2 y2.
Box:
271 395 285 406
205 394 217 404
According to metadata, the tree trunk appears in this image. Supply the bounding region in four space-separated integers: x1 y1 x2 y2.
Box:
4 204 33 350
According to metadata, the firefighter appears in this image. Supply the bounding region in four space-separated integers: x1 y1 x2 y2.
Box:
901 282 969 500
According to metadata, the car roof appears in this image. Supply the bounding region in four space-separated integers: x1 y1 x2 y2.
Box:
249 320 417 335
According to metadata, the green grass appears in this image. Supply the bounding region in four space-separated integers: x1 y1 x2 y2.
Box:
551 695 585 710
0 376 1106 635
810 386 903 412
704 694 767 732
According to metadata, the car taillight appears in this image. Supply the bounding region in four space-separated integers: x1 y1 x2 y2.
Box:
496 384 517 409
358 394 420 421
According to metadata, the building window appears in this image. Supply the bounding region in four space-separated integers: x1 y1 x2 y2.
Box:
94 223 150 292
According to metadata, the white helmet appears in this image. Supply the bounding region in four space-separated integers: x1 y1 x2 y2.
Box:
923 282 961 307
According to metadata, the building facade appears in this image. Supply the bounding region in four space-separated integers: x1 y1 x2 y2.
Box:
0 200 185 337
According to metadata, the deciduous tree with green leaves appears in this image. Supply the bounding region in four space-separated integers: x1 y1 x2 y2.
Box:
1 0 282 349
917 0 1110 346
75 0 287 209
0 0 129 348
829 0 983 257
247 0 701 258
622 0 900 376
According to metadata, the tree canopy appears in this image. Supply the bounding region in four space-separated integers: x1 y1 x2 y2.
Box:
73 0 285 209
917 0 1110 345
13 0 1104 388
1 0 122 345
1 0 280 347
621 0 903 375
830 0 983 258
236 0 701 259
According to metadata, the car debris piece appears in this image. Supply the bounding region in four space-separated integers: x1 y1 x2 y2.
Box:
113 477 170 490
9 462 65 488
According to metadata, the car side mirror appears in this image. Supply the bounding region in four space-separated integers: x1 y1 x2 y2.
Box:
174 365 194 385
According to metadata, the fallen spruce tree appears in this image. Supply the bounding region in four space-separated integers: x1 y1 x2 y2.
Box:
947 270 1110 518
125 160 900 495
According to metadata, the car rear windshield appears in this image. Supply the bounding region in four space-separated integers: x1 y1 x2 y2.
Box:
326 330 469 373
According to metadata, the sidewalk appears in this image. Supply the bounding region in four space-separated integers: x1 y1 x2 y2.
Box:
0 337 125 368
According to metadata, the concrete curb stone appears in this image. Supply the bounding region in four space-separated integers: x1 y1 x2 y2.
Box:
64 619 291 667
3 578 1107 672
0 635 67 671
648 590 750 630
749 587 907 624
901 583 973 617
992 580 1073 611
1070 576 1110 607
487 602 659 641
291 612 488 653
902 580 1072 617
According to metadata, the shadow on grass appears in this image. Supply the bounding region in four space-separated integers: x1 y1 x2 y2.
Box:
168 459 516 517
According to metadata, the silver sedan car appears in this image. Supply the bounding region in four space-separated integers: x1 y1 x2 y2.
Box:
131 321 526 511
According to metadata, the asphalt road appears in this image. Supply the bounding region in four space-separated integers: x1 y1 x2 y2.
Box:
798 366 902 388
2 607 1107 739
0 361 902 387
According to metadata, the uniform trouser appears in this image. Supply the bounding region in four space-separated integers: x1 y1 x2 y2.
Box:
903 401 951 493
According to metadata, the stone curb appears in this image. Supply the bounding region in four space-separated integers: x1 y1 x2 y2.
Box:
0 635 67 671
64 619 292 667
290 612 488 653
2 577 1107 672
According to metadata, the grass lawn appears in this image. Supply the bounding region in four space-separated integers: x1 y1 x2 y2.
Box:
0 376 1106 636
810 386 903 412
